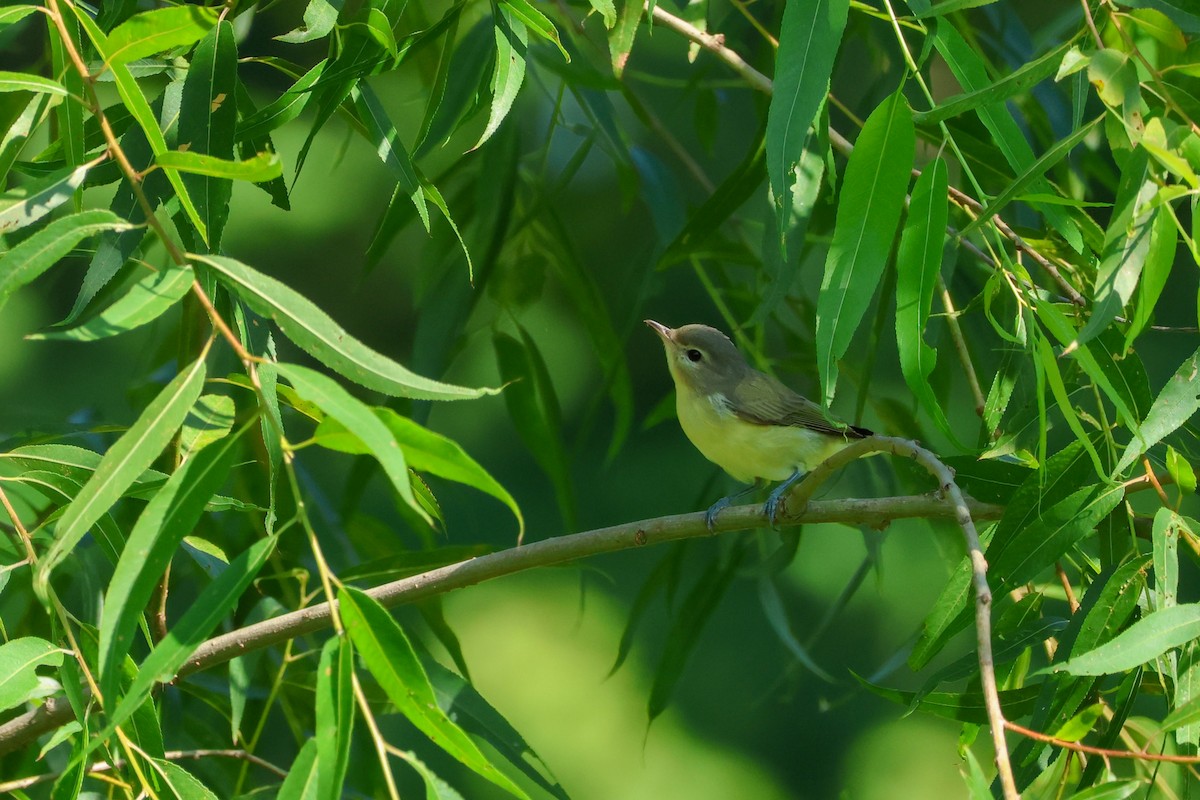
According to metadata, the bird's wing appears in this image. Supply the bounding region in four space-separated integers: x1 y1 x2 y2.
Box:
730 372 871 437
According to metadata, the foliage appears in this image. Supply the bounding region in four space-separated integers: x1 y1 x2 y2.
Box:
0 0 1199 797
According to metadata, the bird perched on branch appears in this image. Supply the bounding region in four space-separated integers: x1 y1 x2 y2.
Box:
646 320 872 528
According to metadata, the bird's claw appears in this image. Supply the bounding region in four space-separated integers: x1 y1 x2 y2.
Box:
764 492 785 529
704 496 732 531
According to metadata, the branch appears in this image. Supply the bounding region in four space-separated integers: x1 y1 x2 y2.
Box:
646 2 1086 309
0 748 287 793
0 491 1000 756
1005 720 1200 764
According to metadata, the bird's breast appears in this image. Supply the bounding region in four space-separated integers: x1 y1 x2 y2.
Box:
675 390 853 483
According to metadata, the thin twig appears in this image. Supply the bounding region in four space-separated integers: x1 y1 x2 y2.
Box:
1056 562 1081 613
0 492 1002 756
1005 720 1200 763
1143 457 1172 506
937 274 987 415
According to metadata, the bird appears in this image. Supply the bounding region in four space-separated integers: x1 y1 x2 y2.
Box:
646 319 872 528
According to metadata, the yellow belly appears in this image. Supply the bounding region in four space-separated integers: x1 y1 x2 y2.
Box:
676 390 851 484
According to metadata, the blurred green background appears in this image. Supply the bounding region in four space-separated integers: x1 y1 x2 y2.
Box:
5 0 1199 796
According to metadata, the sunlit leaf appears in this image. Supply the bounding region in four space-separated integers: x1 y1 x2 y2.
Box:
104 6 219 65
195 254 499 400
0 638 66 713
339 586 531 799
35 356 207 591
29 265 192 342
1114 345 1200 475
766 0 848 256
0 209 133 312
97 428 241 704
816 89 914 406
1060 604 1200 675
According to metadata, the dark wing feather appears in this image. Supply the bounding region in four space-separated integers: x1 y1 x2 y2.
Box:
730 372 872 437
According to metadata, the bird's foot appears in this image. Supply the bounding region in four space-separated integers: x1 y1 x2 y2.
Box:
704 496 733 531
764 469 805 529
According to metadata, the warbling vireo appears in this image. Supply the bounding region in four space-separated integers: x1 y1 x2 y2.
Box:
647 320 872 527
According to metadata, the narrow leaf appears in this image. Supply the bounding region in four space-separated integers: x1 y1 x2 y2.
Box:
895 156 959 443
29 266 193 342
339 586 531 799
1114 345 1200 475
0 209 133 312
0 163 93 234
765 0 849 254
104 6 219 66
98 429 241 704
316 637 353 800
195 254 498 400
278 363 426 522
277 739 319 800
100 536 276 739
0 72 68 97
1060 604 1200 675
477 7 527 149
316 407 523 538
156 150 282 182
36 356 207 591
816 89 914 405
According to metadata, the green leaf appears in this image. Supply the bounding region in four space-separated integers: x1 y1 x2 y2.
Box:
913 0 1000 16
1059 603 1200 675
422 646 569 800
1118 0 1200 32
477 7 527 149
339 586 531 799
588 0 616 27
1065 781 1149 800
758 578 834 681
928 23 1081 251
0 163 94 234
958 116 1102 240
816 89 914 406
0 637 66 713
100 535 276 741
155 150 282 182
912 43 1068 126
1073 158 1157 349
316 407 523 538
501 0 568 61
856 674 1041 723
608 0 642 77
35 356 207 592
0 209 133 312
0 71 68 97
1167 445 1197 496
177 20 238 251
277 362 427 523
350 83 429 231
104 5 219 66
277 0 344 43
72 5 209 245
155 760 218 800
316 637 353 800
766 0 849 255
29 265 192 342
179 394 236 459
195 254 499 400
1114 345 1200 475
97 428 241 704
237 59 327 141
1125 204 1176 349
1051 703 1104 742
1152 508 1183 613
895 156 960 444
277 738 319 800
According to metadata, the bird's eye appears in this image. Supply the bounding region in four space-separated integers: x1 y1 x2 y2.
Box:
686 349 703 363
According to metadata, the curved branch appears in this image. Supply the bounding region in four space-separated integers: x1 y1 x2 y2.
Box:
0 491 1000 756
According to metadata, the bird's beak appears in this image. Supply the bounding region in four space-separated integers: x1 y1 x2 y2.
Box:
645 319 674 342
